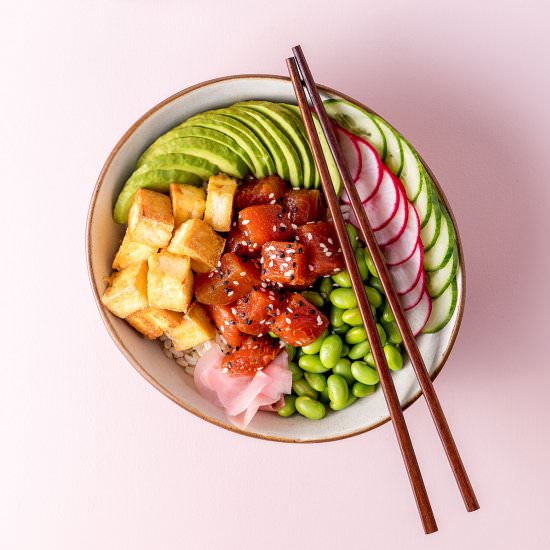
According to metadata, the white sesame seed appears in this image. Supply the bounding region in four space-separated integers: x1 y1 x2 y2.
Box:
231 308 237 315
257 333 263 338
227 291 234 297
233 281 239 285
241 219 250 226
307 233 313 240
269 199 276 204
261 282 267 288
291 223 298 230
308 265 314 271
272 225 277 232
285 318 291 324
268 192 275 198
269 260 274 267
328 238 334 244
222 367 228 373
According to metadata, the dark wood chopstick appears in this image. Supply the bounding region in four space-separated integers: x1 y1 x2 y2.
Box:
291 45 479 515
287 56 438 535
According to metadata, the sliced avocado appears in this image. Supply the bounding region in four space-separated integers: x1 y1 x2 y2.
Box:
135 136 249 179
113 169 201 224
135 153 218 179
138 126 252 172
235 101 316 188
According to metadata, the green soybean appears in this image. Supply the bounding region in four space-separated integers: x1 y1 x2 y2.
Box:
352 382 377 398
351 360 380 385
268 331 279 339
330 288 358 309
295 396 326 419
288 361 303 382
341 344 350 357
305 372 327 392
298 354 330 373
277 395 297 417
286 345 296 361
301 330 327 355
346 223 359 249
348 340 371 360
301 290 324 308
329 306 346 328
345 326 367 344
330 395 358 411
319 277 333 300
376 323 387 345
331 270 352 288
332 358 355 384
293 378 319 399
355 248 369 281
383 320 402 345
320 334 343 368
342 308 363 326
365 286 383 309
368 276 384 293
382 301 395 323
384 344 404 371
364 249 378 278
365 353 375 367
332 323 350 335
319 385 330 404
327 374 349 409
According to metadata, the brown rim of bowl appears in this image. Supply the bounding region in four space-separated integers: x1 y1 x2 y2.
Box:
86 74 466 444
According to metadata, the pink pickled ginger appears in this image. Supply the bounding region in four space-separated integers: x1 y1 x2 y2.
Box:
194 345 291 429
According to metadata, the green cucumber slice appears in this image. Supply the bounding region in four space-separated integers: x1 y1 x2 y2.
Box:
113 169 201 224
413 171 433 228
398 138 423 201
420 194 442 252
426 244 458 298
323 99 387 160
423 208 455 272
372 115 404 175
422 277 458 333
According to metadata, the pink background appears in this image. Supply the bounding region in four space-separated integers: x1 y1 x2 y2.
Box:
2 1 549 548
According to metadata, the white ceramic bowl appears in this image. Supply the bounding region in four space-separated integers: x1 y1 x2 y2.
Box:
86 75 464 443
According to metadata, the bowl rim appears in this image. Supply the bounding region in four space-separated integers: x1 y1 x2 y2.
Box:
86 73 466 444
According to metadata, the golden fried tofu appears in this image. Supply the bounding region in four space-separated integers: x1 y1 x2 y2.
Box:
166 302 216 351
167 218 225 273
170 183 206 227
112 231 157 271
128 189 174 248
204 174 238 232
101 261 148 318
147 250 194 312
126 307 182 339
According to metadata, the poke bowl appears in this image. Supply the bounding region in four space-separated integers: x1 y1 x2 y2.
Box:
86 75 464 443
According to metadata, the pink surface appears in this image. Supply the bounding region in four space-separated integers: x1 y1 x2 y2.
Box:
2 1 549 548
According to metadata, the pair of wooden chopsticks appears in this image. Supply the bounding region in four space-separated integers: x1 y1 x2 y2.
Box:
287 45 479 534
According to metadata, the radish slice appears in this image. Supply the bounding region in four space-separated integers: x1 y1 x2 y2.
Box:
400 270 426 311
382 202 420 266
388 240 423 294
341 136 382 203
374 184 408 246
335 126 362 184
405 290 432 336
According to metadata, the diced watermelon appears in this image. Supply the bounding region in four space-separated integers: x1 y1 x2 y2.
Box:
206 304 244 347
296 221 344 276
260 241 310 287
234 176 288 210
233 288 287 336
222 335 281 376
283 189 326 226
270 293 328 346
238 204 294 251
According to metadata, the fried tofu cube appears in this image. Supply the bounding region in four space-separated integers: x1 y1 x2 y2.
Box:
147 250 194 312
166 302 217 351
128 189 174 248
101 261 148 318
112 231 157 271
126 307 182 339
204 174 238 232
167 218 225 273
170 183 206 227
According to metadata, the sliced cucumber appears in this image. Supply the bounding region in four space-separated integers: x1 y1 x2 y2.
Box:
413 171 433 228
420 195 442 252
372 115 404 175
423 208 455 272
426 244 458 298
398 138 423 201
422 277 458 333
323 99 387 160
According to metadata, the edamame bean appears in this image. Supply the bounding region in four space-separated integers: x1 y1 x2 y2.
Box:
319 385 330 404
327 374 349 410
351 360 380 385
331 270 352 288
376 323 387 345
384 344 404 371
305 372 327 392
301 290 324 308
332 358 355 384
277 395 297 416
332 323 350 335
288 361 303 382
293 378 319 399
365 353 375 367
341 344 350 357
368 276 383 293
301 330 328 355
342 308 363 326
298 354 330 373
355 248 369 281
364 249 378 278
329 306 345 328
319 277 333 300
345 326 367 344
268 331 279 339
365 286 383 309
382 301 395 323
330 288 358 309
346 223 359 249
295 396 326 419
382 320 402 344
348 340 371 360
320 334 343 368
352 382 377 398
330 395 358 411
286 345 296 361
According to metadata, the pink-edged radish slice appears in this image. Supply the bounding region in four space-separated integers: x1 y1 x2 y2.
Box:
374 183 408 246
382 202 420 266
388 240 423 294
344 168 399 230
400 270 426 311
335 126 362 183
341 135 382 203
405 290 432 336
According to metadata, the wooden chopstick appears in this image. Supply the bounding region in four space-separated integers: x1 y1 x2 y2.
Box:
287 56 438 535
291 45 479 515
